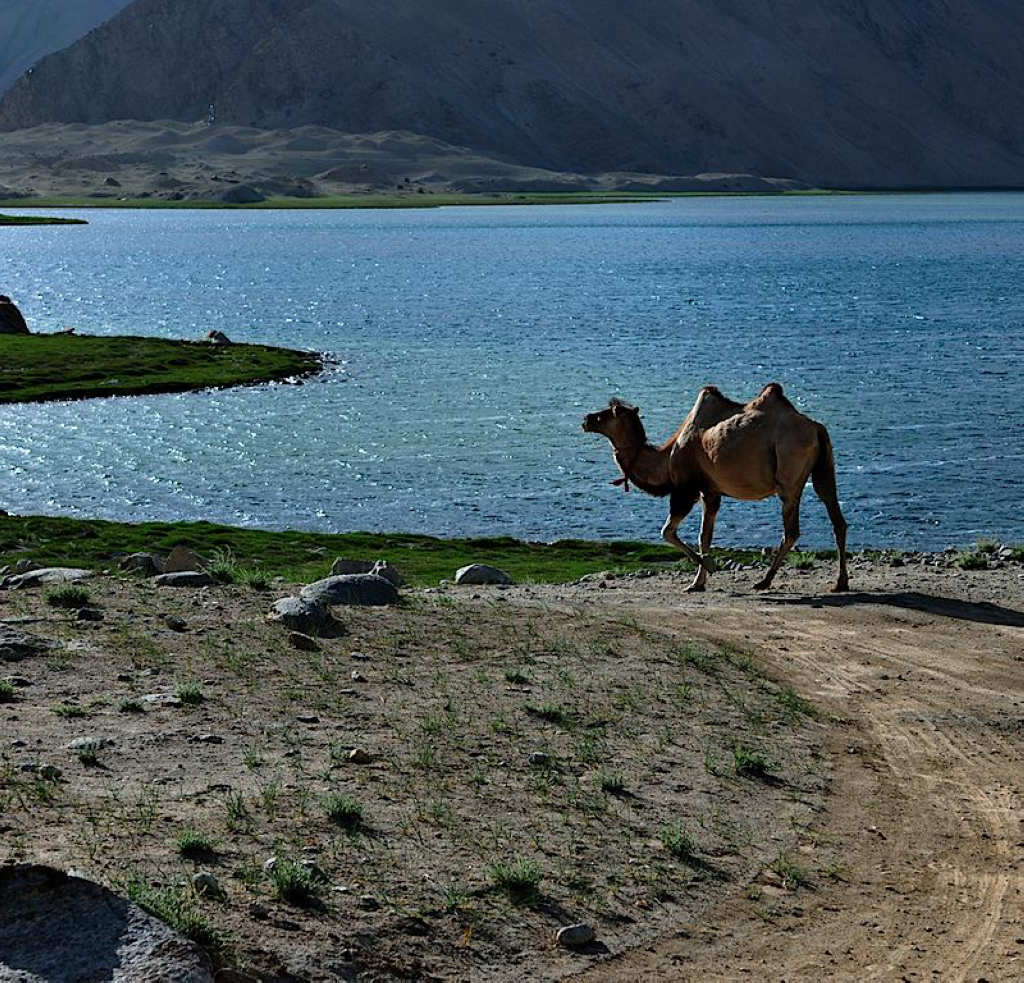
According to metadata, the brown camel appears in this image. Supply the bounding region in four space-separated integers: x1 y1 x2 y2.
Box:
582 383 849 592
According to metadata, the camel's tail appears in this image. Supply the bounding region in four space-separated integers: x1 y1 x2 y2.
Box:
810 423 839 501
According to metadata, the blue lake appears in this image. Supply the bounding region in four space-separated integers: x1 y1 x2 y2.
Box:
2 194 1023 550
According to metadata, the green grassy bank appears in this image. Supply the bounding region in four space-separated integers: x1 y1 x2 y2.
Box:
0 213 88 225
0 334 320 404
0 514 780 586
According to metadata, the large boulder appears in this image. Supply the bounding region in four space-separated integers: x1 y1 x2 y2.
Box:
0 295 29 334
300 574 398 607
119 552 166 577
329 558 405 587
163 546 205 574
0 865 213 981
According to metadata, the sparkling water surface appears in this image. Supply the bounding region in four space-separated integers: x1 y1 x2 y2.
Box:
2 194 1023 549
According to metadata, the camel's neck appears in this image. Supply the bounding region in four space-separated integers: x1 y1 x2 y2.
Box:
612 438 673 495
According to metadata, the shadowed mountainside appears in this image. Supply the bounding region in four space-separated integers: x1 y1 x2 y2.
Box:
0 0 132 96
1 0 1023 188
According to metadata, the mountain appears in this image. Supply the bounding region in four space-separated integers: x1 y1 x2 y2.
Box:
1 0 1023 188
0 0 133 96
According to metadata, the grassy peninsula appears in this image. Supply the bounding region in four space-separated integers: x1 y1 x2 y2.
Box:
0 212 87 224
0 333 320 404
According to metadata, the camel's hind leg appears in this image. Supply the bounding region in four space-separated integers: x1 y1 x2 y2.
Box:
811 424 850 592
661 487 709 589
754 490 802 591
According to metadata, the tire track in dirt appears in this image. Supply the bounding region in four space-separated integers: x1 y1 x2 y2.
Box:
556 579 1024 981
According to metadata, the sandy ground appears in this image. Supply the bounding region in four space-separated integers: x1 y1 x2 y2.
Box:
549 559 1024 981
2 553 1022 980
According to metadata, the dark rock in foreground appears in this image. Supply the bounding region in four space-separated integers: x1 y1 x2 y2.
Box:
0 865 213 982
0 627 55 662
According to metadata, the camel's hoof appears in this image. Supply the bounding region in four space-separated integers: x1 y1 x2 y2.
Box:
684 582 706 593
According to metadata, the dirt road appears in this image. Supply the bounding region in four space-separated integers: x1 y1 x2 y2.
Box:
557 562 1024 981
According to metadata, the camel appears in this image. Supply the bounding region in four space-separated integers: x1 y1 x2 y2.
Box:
582 383 849 593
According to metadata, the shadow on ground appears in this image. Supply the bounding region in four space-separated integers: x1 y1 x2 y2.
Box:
768 591 1024 628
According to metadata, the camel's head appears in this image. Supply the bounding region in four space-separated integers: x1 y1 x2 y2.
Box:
582 398 643 443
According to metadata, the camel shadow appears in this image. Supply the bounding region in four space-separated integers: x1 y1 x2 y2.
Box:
766 590 1024 628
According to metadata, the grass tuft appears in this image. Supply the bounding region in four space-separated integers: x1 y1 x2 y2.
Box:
44 585 92 609
324 793 363 829
127 879 221 950
488 856 543 900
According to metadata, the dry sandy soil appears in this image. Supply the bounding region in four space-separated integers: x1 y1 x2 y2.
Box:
2 553 1022 981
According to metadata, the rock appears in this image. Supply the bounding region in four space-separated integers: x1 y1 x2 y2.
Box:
528 752 550 766
14 559 37 574
191 872 223 898
350 651 371 661
76 608 103 622
329 558 375 576
348 748 371 764
0 628 55 662
104 176 122 187
266 595 342 636
164 615 188 632
454 564 514 586
20 763 62 781
192 734 224 745
120 552 166 576
300 574 398 608
206 330 231 345
143 693 183 707
4 567 93 589
358 894 381 911
369 560 405 587
66 737 114 752
154 572 217 588
350 669 367 683
3 676 31 687
296 713 320 724
556 923 596 947
0 865 213 981
288 631 319 651
163 546 205 574
0 295 29 335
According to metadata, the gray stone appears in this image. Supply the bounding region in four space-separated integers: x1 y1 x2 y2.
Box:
348 748 371 764
119 552 166 576
288 631 319 652
164 615 188 631
0 628 55 663
528 752 550 766
206 330 231 345
0 865 213 981
300 574 398 607
76 607 103 622
296 713 320 724
14 559 37 574
66 737 115 752
4 567 93 589
266 595 340 636
191 872 223 898
369 560 405 587
329 558 375 576
556 923 596 947
454 564 514 586
163 546 205 574
154 572 217 588
143 692 183 707
350 669 367 683
359 894 381 911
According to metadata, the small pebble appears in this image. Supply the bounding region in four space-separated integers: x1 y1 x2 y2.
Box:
351 670 367 683
296 713 320 724
164 615 188 632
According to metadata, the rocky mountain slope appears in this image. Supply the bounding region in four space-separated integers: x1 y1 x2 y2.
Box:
0 0 132 96
1 0 1023 188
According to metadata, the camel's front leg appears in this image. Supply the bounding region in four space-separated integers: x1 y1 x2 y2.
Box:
687 492 722 591
661 488 710 591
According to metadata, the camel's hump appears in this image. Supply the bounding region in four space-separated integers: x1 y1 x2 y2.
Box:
750 382 794 409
